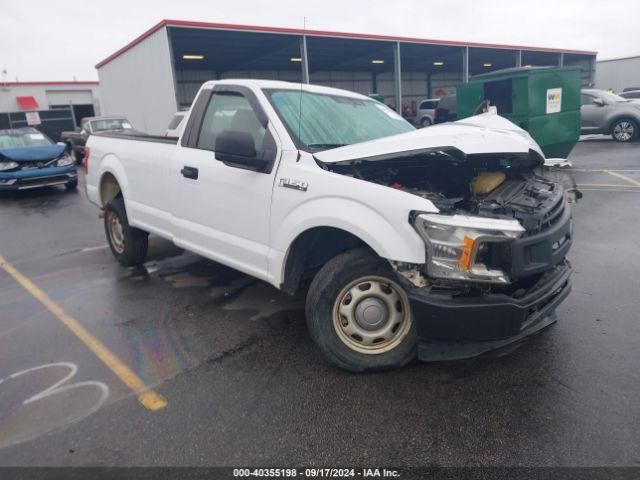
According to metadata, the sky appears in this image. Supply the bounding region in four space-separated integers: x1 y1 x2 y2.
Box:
0 0 637 82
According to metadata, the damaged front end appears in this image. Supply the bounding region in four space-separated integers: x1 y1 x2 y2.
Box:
314 115 576 357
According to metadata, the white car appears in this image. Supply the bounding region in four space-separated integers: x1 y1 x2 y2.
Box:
164 111 187 137
84 79 573 372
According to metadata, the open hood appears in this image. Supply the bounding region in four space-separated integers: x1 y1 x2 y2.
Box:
0 144 66 163
314 113 545 164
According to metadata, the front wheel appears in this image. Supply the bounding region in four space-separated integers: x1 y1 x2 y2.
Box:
104 196 148 266
65 180 78 191
305 249 417 372
611 118 638 142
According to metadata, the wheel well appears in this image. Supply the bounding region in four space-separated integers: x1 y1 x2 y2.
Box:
609 116 639 134
99 172 122 206
281 227 373 295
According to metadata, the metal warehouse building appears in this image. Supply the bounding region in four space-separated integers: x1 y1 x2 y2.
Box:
596 55 640 92
0 81 101 124
96 19 597 134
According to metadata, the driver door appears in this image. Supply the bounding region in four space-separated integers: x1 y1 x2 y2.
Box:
171 86 280 281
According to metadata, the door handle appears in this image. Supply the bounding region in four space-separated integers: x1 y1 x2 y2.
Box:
181 166 198 180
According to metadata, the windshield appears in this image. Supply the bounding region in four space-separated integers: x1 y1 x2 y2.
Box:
91 118 132 132
264 89 414 151
0 129 53 149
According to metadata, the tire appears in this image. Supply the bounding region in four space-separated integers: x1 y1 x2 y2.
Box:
103 196 148 266
65 180 78 191
610 118 638 142
305 248 418 372
420 117 432 128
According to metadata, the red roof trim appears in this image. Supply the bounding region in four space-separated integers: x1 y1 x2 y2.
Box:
95 19 598 69
5 81 99 86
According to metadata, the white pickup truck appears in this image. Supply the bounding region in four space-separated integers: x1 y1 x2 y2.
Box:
85 79 573 372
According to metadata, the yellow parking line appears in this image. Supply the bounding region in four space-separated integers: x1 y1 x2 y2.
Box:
0 255 167 411
603 170 640 187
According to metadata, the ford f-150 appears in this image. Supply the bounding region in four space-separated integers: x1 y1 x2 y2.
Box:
84 79 574 372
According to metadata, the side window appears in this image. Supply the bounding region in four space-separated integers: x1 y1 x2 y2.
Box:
196 92 266 151
580 94 594 106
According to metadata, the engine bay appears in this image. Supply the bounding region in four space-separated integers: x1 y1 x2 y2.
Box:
322 149 569 234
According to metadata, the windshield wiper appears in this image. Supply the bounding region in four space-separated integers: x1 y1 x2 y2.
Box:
306 143 348 151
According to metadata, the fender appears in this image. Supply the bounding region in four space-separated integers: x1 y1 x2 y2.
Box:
268 196 431 286
96 154 130 205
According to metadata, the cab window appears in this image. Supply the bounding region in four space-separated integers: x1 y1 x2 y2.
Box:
196 92 266 151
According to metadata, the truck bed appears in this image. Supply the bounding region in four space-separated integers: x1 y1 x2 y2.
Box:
93 131 178 145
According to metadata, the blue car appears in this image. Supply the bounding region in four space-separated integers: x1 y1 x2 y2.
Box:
0 127 78 191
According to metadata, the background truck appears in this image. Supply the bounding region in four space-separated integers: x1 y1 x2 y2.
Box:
84 79 574 372
61 115 134 162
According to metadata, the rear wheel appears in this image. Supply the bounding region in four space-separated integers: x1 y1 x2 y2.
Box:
611 118 638 142
305 248 417 372
104 196 148 266
420 117 432 127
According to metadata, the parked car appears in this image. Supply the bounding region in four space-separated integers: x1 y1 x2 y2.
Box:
415 98 439 127
164 111 187 137
61 116 134 162
619 90 640 100
581 89 640 141
622 87 640 92
0 127 77 191
433 94 457 123
85 79 573 372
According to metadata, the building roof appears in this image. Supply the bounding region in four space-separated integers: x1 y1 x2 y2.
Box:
96 19 597 69
597 55 640 63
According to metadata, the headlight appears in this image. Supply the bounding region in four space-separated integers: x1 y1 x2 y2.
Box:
56 154 75 167
413 213 524 284
0 161 19 171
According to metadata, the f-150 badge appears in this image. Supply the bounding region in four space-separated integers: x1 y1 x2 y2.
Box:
279 178 308 192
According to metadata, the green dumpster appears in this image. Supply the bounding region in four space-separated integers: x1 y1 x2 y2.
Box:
456 66 581 158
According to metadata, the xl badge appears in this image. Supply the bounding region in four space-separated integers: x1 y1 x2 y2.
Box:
279 178 308 192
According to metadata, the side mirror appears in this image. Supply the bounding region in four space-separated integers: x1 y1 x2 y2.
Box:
593 98 606 107
214 130 267 171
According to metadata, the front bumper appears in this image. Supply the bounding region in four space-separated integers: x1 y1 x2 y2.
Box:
407 261 572 361
0 165 77 191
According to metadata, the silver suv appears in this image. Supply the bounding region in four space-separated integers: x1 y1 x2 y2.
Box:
415 98 439 127
581 89 640 142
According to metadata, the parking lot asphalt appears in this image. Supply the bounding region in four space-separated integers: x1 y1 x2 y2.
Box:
0 137 639 467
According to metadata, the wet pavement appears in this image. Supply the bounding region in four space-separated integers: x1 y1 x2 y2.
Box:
0 139 639 466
